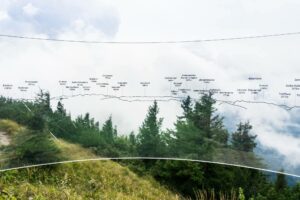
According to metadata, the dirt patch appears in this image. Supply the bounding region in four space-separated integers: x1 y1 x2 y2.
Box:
0 131 10 146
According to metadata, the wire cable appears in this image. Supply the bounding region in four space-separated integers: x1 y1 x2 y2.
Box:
1 157 300 178
0 31 300 44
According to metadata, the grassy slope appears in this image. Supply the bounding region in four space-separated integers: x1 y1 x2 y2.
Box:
0 120 180 200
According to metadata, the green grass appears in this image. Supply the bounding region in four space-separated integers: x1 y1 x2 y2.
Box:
0 119 23 135
0 120 180 199
0 160 181 199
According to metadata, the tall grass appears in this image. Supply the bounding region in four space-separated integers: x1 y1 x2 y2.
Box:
191 188 248 200
0 119 23 135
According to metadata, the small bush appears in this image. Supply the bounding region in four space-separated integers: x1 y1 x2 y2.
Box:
10 131 62 167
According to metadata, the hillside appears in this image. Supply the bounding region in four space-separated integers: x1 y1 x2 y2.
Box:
0 120 180 200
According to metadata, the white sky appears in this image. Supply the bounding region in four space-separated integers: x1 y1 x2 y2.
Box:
1 0 300 173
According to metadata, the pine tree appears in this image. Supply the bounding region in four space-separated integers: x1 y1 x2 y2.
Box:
28 90 52 131
275 169 287 191
231 122 257 152
128 131 137 154
56 101 66 116
193 93 215 135
136 101 165 157
192 93 226 139
170 94 228 159
102 116 115 143
171 119 209 159
28 110 46 131
129 131 136 146
84 113 90 128
35 90 51 114
181 95 193 120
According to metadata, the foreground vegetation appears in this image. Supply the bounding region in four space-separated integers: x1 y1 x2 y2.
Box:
0 141 179 199
0 92 299 199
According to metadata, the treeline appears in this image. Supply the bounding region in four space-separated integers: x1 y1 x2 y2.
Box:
0 92 259 162
0 91 299 199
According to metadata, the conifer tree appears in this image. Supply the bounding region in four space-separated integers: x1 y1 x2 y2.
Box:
231 122 257 152
192 93 226 140
181 95 193 120
136 101 165 157
170 94 229 159
28 90 52 131
102 116 115 143
35 90 51 114
275 169 287 192
56 101 66 116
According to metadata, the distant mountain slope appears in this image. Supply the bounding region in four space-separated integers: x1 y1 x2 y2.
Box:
255 144 300 185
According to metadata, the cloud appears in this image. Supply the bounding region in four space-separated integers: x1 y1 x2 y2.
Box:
22 3 39 16
2 0 120 37
0 11 9 21
258 128 300 168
